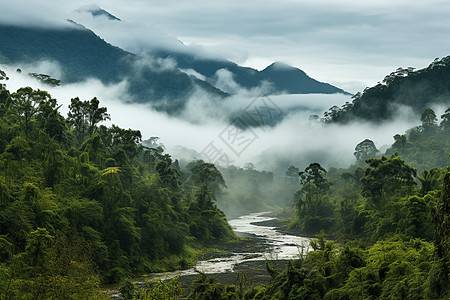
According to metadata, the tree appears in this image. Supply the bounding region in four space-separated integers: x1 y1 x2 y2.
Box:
361 154 417 208
187 160 227 193
36 98 65 142
41 133 64 188
155 154 181 190
421 108 438 129
299 162 331 193
0 69 8 89
67 97 86 143
85 97 110 136
286 165 300 183
294 163 334 232
354 139 378 162
108 125 142 159
24 228 54 270
10 87 53 139
418 168 444 196
67 97 110 143
392 134 406 151
428 164 450 299
440 107 450 130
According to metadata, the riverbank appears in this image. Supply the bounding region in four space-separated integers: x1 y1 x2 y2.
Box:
177 259 289 296
176 234 289 296
105 212 311 298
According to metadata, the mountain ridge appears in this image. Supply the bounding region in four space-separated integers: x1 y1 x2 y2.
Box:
325 56 450 123
0 23 228 109
0 9 349 113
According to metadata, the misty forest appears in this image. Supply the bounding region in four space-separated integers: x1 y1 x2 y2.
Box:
0 7 450 300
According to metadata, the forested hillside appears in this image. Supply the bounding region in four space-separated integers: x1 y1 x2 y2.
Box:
0 23 228 110
0 71 235 298
323 56 450 123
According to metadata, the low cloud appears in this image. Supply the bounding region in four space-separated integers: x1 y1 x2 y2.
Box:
18 60 64 81
211 69 241 94
0 63 423 177
180 69 206 81
132 55 178 73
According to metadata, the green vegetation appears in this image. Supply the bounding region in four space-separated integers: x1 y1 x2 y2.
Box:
112 106 449 299
385 107 450 171
0 75 236 298
0 65 449 299
242 109 450 299
324 55 450 123
28 73 61 86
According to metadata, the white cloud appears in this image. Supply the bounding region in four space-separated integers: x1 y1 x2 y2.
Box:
1 63 425 177
180 69 206 81
3 0 450 94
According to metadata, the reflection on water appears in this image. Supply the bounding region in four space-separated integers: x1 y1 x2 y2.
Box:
150 212 311 280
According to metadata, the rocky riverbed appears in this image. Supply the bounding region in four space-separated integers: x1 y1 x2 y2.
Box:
107 212 311 298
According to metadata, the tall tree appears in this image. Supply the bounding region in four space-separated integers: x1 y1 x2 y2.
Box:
67 97 110 144
286 165 300 183
188 160 226 193
421 107 438 135
10 87 53 140
299 162 331 193
421 107 438 128
440 107 450 130
361 154 417 208
85 97 110 136
353 139 378 162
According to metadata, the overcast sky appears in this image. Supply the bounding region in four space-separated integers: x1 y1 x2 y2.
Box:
3 0 450 93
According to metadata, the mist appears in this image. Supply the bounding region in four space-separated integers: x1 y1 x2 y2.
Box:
1 62 424 176
68 6 227 62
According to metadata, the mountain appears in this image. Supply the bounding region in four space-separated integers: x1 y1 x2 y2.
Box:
0 7 348 113
74 7 348 96
325 56 450 123
0 23 227 112
155 50 348 95
259 62 346 94
76 5 121 21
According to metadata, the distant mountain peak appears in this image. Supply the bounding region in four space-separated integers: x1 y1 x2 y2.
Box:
76 5 121 21
264 61 296 71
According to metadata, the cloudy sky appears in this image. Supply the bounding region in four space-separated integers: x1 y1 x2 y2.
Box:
3 0 450 93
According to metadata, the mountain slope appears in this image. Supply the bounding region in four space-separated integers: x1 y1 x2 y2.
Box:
259 62 345 94
0 9 348 113
0 23 227 108
325 56 450 123
156 50 348 95
76 5 121 21
71 6 348 96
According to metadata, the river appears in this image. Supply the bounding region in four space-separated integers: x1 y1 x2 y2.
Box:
148 212 311 281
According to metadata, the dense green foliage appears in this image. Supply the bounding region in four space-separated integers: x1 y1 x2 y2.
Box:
118 110 449 299
324 56 450 123
0 78 236 298
253 113 450 299
384 107 450 171
0 63 449 299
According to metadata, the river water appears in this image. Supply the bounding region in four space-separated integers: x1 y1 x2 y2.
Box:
149 212 311 281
